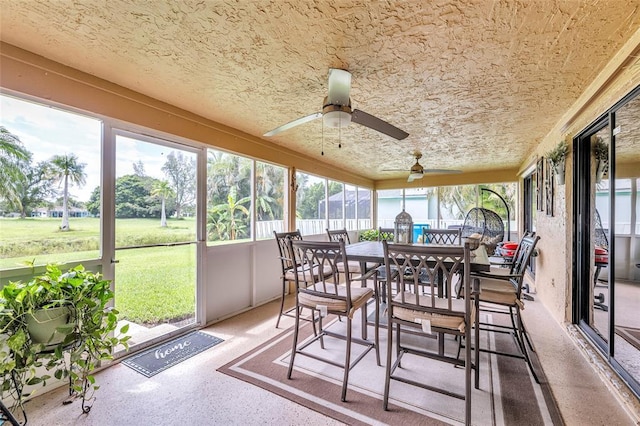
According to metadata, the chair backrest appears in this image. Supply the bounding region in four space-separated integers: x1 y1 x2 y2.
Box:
288 239 354 313
383 241 472 320
508 234 540 295
506 230 535 263
594 209 608 251
422 228 461 244
326 228 351 244
274 230 303 273
378 227 395 241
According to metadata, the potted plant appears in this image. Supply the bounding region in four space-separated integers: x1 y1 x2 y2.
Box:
358 229 380 241
592 136 608 183
0 264 130 421
547 140 569 185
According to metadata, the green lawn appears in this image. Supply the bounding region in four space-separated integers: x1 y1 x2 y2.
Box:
115 244 196 324
1 217 197 324
0 217 195 268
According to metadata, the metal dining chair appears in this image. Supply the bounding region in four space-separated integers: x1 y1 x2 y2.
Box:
382 240 479 425
471 234 541 383
287 238 380 402
273 230 331 329
422 228 462 244
326 228 379 284
377 227 395 241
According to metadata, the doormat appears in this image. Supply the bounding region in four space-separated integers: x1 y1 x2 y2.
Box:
122 331 224 377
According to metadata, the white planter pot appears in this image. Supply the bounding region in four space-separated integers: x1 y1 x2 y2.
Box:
554 164 565 185
27 306 74 348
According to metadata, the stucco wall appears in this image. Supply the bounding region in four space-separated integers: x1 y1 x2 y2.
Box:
523 28 640 324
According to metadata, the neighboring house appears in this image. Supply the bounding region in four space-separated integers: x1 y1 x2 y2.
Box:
31 208 48 217
47 206 90 218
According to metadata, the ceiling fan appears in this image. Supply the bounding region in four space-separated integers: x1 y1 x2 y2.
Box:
263 68 409 140
385 153 462 182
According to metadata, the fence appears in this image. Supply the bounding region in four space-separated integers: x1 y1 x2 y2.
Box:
255 219 372 239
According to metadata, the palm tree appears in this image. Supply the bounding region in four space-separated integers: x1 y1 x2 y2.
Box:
0 126 31 205
255 162 284 221
208 187 250 240
151 180 175 227
47 153 87 231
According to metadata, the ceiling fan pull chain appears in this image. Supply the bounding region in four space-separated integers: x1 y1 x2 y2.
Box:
321 116 324 156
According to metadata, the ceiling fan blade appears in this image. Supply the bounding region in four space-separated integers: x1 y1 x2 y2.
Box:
407 173 423 182
263 112 322 137
327 69 351 106
351 109 409 140
423 169 463 174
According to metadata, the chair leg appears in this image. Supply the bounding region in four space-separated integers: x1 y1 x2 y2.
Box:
341 317 353 402
508 306 526 353
287 303 301 380
361 302 368 340
515 306 540 384
465 324 472 426
474 298 480 389
374 290 381 367
520 319 536 353
276 278 287 328
395 323 402 368
319 315 325 350
383 313 393 411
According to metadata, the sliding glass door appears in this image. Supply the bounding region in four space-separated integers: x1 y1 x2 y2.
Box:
113 132 198 351
574 85 640 397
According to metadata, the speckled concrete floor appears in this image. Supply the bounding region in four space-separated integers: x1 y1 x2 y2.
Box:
16 295 638 425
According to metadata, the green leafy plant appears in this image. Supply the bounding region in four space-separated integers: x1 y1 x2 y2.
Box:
547 140 569 168
358 229 379 241
592 136 608 161
0 264 130 421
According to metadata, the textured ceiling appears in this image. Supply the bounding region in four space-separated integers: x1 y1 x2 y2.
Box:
1 0 640 181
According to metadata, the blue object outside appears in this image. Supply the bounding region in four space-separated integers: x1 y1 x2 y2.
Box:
413 223 430 243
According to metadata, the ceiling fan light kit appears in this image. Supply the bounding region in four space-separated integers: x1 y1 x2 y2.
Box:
384 152 463 182
264 68 408 140
322 103 352 128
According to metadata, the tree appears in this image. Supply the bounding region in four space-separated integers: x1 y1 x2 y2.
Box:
208 187 250 240
151 180 175 227
114 175 155 218
86 186 101 217
255 162 284 221
8 160 52 218
47 154 87 230
438 183 516 221
132 160 146 177
161 151 195 219
0 126 31 205
296 181 342 219
439 185 477 220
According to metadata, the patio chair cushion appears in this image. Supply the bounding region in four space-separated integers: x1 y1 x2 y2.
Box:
392 292 475 332
478 277 524 309
284 263 333 282
299 283 373 319
336 260 378 274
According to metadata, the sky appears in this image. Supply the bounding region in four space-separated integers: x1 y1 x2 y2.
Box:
1 94 184 203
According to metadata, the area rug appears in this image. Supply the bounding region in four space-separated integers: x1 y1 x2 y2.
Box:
123 330 223 377
218 311 563 425
615 325 640 351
